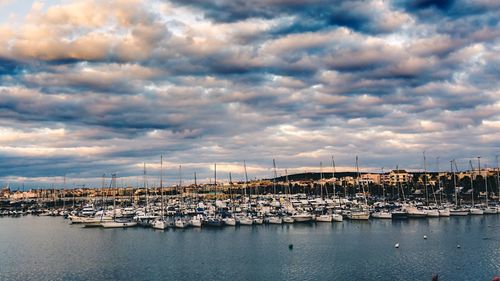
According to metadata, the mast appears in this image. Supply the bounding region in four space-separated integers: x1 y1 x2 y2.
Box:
320 161 323 199
451 160 457 206
243 160 249 197
214 163 217 201
496 155 499 203
144 163 148 213
469 160 474 207
62 175 66 210
331 155 336 199
112 173 117 218
423 151 429 206
194 171 197 197
179 164 183 200
396 164 406 203
478 157 486 206
381 167 385 200
160 155 164 219
229 172 233 203
101 173 106 212
285 169 290 199
272 159 277 196
437 157 442 205
356 156 367 206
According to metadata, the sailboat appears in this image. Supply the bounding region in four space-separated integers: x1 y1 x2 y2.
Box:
189 173 203 227
101 173 138 228
330 156 343 222
480 158 498 214
449 160 469 216
347 156 370 220
152 156 168 230
468 160 483 215
435 158 450 217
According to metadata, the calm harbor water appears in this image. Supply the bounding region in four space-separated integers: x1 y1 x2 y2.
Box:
0 216 499 281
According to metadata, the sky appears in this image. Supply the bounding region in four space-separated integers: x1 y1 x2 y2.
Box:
0 0 499 188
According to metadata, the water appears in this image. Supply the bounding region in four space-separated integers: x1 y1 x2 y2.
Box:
0 216 499 281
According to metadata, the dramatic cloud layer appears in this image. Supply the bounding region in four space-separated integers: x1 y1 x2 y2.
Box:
0 0 499 187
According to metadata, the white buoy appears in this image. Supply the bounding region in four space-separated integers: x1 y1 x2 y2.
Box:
424 235 427 240
457 244 461 248
395 243 399 248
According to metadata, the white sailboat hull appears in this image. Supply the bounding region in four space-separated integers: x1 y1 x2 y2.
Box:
101 221 137 228
315 214 333 222
152 220 168 230
371 212 392 219
332 214 343 222
348 212 370 220
469 208 484 215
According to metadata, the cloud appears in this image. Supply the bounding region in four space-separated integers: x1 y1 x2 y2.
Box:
0 0 499 187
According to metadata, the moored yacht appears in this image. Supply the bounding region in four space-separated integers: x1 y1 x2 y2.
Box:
101 219 137 228
291 212 313 222
405 206 427 218
203 217 224 227
347 209 370 220
252 217 264 225
266 216 283 224
450 208 469 216
152 218 168 230
469 207 484 215
371 211 392 219
223 217 237 226
425 209 440 218
315 214 333 222
283 216 295 223
483 206 498 214
438 208 450 217
237 216 253 225
391 210 408 220
190 215 203 227
332 213 343 222
175 218 190 228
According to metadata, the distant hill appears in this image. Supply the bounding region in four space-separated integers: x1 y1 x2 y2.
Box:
271 172 360 182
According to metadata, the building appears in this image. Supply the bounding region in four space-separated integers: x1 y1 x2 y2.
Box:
389 170 409 186
360 173 381 185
